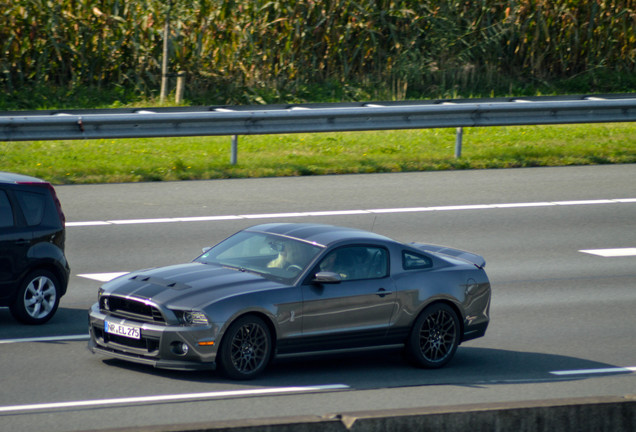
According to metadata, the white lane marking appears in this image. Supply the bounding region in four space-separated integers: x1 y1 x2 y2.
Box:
175 215 242 222
77 272 129 282
0 334 89 344
492 202 554 208
579 248 636 257
67 221 111 226
550 366 636 376
107 218 178 225
552 199 616 205
0 385 349 414
66 198 636 227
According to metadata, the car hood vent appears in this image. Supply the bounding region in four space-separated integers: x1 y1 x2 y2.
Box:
128 274 191 291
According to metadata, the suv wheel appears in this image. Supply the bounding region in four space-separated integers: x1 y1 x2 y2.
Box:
10 270 61 325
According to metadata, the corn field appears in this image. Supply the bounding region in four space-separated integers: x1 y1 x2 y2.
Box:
1 0 635 106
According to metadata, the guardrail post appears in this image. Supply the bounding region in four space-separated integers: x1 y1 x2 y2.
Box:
175 72 186 104
231 135 238 165
455 127 463 158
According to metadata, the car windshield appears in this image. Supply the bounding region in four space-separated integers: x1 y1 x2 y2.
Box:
195 231 324 281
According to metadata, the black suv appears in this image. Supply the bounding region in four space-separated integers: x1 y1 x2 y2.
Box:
0 172 70 324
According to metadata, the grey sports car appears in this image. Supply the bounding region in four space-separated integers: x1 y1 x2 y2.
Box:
88 223 490 379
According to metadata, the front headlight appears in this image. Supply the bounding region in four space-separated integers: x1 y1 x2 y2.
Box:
97 288 110 311
175 310 209 326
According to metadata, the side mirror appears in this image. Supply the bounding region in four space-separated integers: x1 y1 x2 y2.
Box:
201 247 211 253
313 271 342 284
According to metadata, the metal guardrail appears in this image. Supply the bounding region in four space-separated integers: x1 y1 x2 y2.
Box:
2 94 636 142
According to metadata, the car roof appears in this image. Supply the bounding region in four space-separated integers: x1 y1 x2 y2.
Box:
0 171 47 184
246 223 395 247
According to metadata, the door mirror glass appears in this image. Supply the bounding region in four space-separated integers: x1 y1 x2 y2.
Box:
313 271 342 284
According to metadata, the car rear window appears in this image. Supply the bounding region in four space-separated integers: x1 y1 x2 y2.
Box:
15 190 46 226
403 251 433 270
0 190 14 227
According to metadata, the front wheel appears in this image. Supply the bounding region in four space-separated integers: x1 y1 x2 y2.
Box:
10 270 61 325
407 303 460 368
217 315 272 380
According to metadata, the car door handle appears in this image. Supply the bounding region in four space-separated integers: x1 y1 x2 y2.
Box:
376 288 389 298
15 239 30 245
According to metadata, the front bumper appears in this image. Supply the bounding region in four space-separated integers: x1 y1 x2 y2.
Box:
87 303 218 371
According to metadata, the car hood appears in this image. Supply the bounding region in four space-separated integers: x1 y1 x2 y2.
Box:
102 262 287 309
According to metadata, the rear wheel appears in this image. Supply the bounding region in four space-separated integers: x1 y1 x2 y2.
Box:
217 315 272 380
408 303 460 368
10 270 60 325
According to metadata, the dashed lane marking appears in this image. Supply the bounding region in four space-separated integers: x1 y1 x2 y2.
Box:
77 272 129 282
550 366 636 376
579 248 636 257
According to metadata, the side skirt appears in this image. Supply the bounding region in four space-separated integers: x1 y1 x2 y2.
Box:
275 343 405 359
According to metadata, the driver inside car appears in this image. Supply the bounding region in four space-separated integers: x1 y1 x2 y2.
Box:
268 240 304 270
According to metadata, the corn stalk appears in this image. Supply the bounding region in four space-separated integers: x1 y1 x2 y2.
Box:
1 0 634 105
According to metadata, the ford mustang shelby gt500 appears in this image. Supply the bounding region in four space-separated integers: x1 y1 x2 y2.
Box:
88 223 490 379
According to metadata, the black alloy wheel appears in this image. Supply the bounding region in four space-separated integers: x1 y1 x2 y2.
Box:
408 303 460 368
218 315 272 380
10 270 61 325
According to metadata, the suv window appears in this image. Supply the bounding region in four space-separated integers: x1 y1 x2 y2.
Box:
403 251 433 270
0 190 14 228
15 190 45 226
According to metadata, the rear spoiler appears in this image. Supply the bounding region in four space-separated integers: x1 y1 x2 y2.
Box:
410 243 486 269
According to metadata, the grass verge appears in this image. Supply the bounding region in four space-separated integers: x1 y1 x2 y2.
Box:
1 123 635 184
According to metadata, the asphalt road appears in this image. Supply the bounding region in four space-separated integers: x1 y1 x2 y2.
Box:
1 165 635 431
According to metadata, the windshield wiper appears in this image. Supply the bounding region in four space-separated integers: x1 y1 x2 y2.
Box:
223 264 262 276
221 264 243 271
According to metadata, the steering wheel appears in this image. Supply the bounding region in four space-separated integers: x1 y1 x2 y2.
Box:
286 264 303 273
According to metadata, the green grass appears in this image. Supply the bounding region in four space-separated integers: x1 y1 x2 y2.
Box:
1 123 635 184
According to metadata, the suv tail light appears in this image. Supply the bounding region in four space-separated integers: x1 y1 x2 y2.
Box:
17 181 66 226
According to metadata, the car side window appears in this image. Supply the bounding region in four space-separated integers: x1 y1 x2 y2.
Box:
14 190 45 226
317 246 388 281
0 190 14 228
403 251 433 270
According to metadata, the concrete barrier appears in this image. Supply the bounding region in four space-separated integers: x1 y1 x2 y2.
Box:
94 395 635 432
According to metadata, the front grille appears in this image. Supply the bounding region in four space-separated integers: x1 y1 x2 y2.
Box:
101 296 166 324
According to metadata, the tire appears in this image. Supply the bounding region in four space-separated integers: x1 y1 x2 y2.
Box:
217 315 272 380
10 270 61 325
407 303 460 368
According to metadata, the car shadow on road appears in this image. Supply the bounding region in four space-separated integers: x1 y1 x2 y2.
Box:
1 309 629 391
255 347 632 389
0 307 88 340
2 308 626 391
98 345 632 391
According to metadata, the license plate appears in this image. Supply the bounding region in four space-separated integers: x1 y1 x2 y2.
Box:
104 320 141 340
